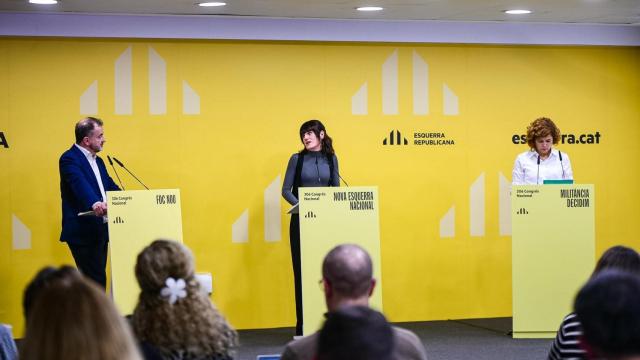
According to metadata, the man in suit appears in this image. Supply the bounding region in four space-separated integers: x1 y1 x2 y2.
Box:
59 117 120 288
281 244 428 360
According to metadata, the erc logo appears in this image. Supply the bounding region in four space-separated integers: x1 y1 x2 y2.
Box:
0 132 8 148
382 130 409 146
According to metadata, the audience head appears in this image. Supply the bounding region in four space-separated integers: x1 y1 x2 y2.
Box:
321 244 375 311
317 305 394 360
20 266 141 360
23 266 61 320
133 239 237 358
575 270 640 360
592 245 640 277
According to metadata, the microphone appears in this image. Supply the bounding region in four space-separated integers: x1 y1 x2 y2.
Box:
107 155 125 190
112 157 150 190
536 155 541 185
558 150 565 179
338 172 350 187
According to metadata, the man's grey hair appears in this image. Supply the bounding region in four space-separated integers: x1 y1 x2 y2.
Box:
75 117 103 144
322 244 373 298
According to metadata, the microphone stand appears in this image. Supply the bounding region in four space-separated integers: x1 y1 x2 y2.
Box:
536 155 541 185
338 173 350 187
107 155 125 190
112 157 149 190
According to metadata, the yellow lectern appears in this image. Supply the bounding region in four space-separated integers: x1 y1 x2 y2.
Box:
107 189 183 315
512 184 595 338
299 186 382 335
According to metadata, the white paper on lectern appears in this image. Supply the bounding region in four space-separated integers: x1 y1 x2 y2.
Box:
287 203 299 214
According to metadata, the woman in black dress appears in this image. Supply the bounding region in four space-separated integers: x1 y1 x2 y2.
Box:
282 119 340 335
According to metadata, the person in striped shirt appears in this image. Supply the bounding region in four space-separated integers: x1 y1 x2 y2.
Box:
575 270 640 360
548 245 640 360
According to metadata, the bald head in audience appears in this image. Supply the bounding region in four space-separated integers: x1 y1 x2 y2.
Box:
281 244 428 360
321 244 376 311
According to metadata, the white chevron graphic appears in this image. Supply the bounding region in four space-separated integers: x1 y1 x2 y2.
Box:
12 214 31 250
182 81 200 115
440 172 514 239
232 209 249 243
382 50 398 115
80 45 200 116
115 46 132 115
352 82 368 115
412 51 429 115
499 172 512 236
439 206 455 238
80 80 98 115
443 83 459 116
470 172 485 237
148 46 167 115
352 49 459 117
264 175 281 242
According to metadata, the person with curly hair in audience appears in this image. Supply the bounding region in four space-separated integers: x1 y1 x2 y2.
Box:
132 239 238 360
20 266 141 360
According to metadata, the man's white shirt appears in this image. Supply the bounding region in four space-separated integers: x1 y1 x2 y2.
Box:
75 144 108 222
512 148 573 185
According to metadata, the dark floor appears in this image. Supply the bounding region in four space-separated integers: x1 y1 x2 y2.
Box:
236 317 553 360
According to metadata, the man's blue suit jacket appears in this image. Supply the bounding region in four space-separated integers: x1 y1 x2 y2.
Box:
59 145 120 245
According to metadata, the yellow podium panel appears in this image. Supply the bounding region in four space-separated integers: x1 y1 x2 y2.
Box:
512 185 595 338
299 186 382 335
107 189 183 315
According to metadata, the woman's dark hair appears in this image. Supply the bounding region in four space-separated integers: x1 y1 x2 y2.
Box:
592 245 640 278
574 270 640 358
299 119 335 155
23 266 82 320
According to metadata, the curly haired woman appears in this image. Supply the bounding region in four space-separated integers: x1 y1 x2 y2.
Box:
512 117 573 185
132 240 238 360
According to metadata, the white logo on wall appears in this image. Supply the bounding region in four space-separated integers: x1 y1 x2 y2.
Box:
439 172 512 239
79 46 200 116
231 175 283 244
351 49 459 116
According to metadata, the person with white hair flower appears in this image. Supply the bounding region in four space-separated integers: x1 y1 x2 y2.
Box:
161 277 187 305
131 239 238 360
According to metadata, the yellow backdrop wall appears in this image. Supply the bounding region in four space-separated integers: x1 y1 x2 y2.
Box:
1 38 639 335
